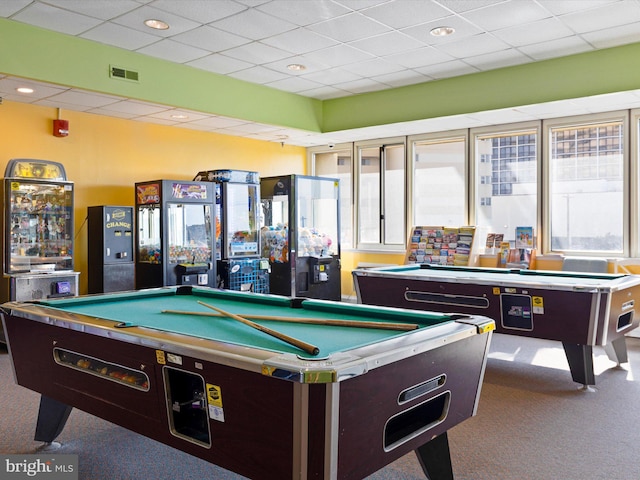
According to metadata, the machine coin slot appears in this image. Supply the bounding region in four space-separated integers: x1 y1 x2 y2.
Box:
163 366 211 448
398 375 446 404
310 255 331 284
176 263 209 286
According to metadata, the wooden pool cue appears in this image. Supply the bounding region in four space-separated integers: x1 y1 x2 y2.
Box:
161 309 419 331
196 301 320 356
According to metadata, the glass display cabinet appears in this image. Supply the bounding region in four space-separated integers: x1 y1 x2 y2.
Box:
193 170 268 293
260 174 341 301
135 180 216 289
0 158 79 305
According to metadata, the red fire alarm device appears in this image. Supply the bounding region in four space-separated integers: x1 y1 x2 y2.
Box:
53 119 69 137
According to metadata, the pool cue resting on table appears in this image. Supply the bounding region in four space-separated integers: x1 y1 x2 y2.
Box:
161 308 419 331
196 301 320 356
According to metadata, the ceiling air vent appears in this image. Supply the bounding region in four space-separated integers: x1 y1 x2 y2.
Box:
109 65 139 82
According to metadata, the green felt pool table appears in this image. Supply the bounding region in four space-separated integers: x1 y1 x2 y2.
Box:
2 286 494 480
353 264 640 388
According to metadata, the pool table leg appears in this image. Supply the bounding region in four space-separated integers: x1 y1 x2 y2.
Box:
414 432 454 480
562 342 594 387
34 395 73 443
603 336 628 366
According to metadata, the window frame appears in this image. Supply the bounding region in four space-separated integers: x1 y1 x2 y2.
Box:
542 111 630 257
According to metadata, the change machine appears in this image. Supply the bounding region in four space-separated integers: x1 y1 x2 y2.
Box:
193 169 269 293
135 180 216 289
0 159 79 305
260 174 341 301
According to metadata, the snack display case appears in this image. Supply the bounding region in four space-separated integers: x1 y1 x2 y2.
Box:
0 158 79 306
260 174 341 301
135 180 216 289
193 169 269 293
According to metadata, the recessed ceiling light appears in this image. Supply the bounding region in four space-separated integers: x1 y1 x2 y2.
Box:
144 19 169 30
430 26 455 37
16 87 34 94
171 114 188 119
287 64 306 72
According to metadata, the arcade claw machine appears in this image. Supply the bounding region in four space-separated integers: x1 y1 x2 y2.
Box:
193 169 269 293
135 180 216 290
260 174 341 301
0 159 79 305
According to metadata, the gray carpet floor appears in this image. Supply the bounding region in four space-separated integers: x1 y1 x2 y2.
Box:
2 333 640 480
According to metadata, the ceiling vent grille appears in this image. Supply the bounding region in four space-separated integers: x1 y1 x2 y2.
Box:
109 65 139 82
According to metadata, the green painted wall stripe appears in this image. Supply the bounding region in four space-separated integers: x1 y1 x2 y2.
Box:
0 19 322 132
322 42 640 132
3 19 640 134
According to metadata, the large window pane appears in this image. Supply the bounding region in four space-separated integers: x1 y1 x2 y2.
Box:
314 150 352 249
383 145 405 244
413 138 466 226
475 130 538 244
549 121 624 253
358 146 381 244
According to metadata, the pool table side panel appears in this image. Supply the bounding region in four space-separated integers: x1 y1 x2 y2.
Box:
3 313 299 480
335 332 490 480
354 274 596 344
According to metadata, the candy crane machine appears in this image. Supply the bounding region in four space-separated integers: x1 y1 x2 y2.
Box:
260 175 341 301
193 170 269 293
0 159 79 307
135 180 216 289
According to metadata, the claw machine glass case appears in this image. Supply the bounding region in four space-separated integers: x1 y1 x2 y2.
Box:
193 170 268 293
0 159 79 307
260 175 341 301
135 180 215 289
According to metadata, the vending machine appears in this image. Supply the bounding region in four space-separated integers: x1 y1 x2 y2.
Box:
260 174 341 301
193 169 269 293
0 158 79 304
87 205 134 293
134 180 216 290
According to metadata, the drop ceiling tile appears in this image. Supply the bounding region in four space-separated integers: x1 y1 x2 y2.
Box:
518 36 593 60
415 59 479 79
87 108 138 119
361 0 451 29
372 70 432 88
256 0 351 26
209 8 297 40
32 99 94 112
301 68 361 86
81 22 159 50
222 41 292 64
266 76 325 93
559 2 640 33
112 5 201 37
431 0 509 14
151 0 248 23
189 116 248 129
342 58 406 77
136 38 210 63
263 56 330 76
463 0 552 32
296 85 351 100
186 54 254 75
435 33 511 58
401 15 483 44
0 0 30 16
333 77 389 94
171 25 251 52
581 22 640 48
463 49 532 70
261 28 338 55
492 18 575 47
44 90 123 108
0 78 68 100
384 46 456 69
301 44 374 68
11 2 103 35
98 100 170 115
349 31 425 57
148 109 210 122
308 12 391 43
228 65 289 84
42 0 141 20
537 0 621 16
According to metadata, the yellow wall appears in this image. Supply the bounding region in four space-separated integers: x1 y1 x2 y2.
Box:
0 101 307 295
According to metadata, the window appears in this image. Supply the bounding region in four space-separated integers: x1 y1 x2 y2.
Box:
411 133 467 227
472 124 540 245
356 138 406 248
311 148 353 249
544 113 627 254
